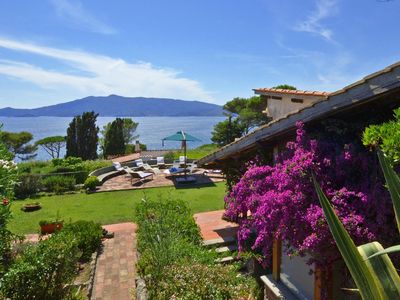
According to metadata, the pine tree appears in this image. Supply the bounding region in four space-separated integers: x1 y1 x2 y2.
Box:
66 112 99 160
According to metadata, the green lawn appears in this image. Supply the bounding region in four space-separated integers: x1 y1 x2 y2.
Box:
173 144 219 160
9 182 227 235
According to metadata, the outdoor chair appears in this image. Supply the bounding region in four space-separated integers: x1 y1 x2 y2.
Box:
128 170 153 185
179 156 186 165
173 156 187 168
112 162 125 171
156 156 165 168
164 166 185 175
133 159 153 171
134 159 144 169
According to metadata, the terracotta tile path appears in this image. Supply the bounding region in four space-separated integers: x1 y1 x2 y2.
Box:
194 210 238 241
91 222 137 300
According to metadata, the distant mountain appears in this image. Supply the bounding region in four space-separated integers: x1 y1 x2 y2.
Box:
0 95 223 117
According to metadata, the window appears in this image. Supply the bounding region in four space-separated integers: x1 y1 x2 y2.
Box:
291 98 304 103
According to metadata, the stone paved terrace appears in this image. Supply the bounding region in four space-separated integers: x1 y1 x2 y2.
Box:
194 210 238 241
92 223 137 300
98 169 225 192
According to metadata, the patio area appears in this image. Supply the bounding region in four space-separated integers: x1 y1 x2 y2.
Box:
98 168 225 192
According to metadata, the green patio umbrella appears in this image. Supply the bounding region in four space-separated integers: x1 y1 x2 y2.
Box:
162 130 201 178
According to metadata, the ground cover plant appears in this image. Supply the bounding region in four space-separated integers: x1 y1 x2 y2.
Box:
225 122 397 272
136 197 257 299
9 182 225 234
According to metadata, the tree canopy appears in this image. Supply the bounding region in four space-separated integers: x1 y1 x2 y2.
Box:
35 136 66 159
211 95 271 146
222 96 271 134
101 118 139 156
272 84 297 90
66 112 99 160
103 118 125 157
211 117 246 147
0 131 37 160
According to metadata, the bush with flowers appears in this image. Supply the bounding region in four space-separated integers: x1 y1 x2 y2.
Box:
0 133 18 274
225 122 398 270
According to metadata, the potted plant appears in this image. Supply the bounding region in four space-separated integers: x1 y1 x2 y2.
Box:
39 212 63 234
21 202 41 212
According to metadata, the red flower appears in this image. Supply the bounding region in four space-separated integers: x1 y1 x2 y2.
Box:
2 198 9 206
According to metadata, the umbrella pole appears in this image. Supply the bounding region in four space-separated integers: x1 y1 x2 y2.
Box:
184 140 187 179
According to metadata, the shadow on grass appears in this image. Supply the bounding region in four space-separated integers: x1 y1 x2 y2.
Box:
173 180 217 190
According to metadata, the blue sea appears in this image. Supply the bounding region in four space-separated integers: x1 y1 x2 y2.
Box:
0 116 225 161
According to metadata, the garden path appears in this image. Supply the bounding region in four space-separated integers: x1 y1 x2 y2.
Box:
194 210 238 241
91 222 137 300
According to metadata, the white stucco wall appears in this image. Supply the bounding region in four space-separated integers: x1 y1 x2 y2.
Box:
266 94 322 120
281 252 314 300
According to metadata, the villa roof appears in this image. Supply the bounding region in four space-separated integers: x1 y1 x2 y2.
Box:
198 61 400 166
253 88 329 97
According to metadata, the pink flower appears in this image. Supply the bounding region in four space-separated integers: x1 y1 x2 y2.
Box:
225 122 397 269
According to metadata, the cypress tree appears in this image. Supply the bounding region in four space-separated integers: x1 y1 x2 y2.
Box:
66 111 99 160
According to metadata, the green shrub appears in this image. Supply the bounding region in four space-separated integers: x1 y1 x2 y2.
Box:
363 108 400 164
157 263 256 299
17 160 50 174
0 232 80 300
125 144 135 154
52 156 82 167
135 198 256 299
163 151 175 161
51 165 87 184
62 221 103 261
42 175 76 194
14 174 42 199
84 176 100 191
51 157 110 183
17 158 111 186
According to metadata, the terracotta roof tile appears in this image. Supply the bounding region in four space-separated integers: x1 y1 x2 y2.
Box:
253 88 330 97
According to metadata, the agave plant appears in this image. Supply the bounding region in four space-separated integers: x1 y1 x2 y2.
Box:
313 150 400 299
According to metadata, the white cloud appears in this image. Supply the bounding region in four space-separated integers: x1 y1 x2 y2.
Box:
294 0 338 41
0 37 213 102
49 0 117 35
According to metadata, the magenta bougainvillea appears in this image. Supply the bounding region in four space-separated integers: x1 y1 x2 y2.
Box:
225 122 397 267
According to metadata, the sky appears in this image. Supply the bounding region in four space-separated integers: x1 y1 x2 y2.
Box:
0 0 399 108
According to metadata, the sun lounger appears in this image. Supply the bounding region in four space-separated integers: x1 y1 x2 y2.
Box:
128 170 153 185
164 166 186 175
164 163 196 175
156 156 165 168
112 162 125 171
203 169 223 175
134 159 156 172
134 159 144 168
